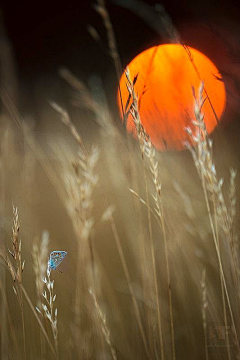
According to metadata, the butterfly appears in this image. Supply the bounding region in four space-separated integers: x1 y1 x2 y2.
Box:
48 251 67 272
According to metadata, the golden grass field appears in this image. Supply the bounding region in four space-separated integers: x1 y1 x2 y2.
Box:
0 1 240 359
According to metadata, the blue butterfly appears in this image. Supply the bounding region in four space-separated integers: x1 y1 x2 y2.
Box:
48 251 67 272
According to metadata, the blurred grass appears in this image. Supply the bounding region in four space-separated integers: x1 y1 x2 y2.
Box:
0 78 239 359
0 1 240 360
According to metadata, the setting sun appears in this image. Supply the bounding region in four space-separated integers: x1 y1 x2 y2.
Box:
118 44 226 151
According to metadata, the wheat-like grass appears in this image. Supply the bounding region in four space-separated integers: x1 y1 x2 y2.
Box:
32 231 49 309
32 231 50 357
38 267 59 357
51 100 108 358
125 68 164 359
66 146 100 357
7 206 26 360
185 81 240 357
124 67 177 360
0 209 57 359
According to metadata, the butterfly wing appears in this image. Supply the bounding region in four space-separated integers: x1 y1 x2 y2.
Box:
49 251 67 271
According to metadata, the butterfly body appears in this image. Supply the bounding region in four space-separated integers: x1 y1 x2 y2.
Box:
48 251 67 271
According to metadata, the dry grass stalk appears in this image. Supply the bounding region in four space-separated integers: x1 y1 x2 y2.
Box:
58 70 153 358
59 68 117 136
9 206 25 282
144 139 176 360
124 68 149 156
0 124 9 359
185 81 239 356
107 212 150 358
201 269 209 360
50 102 99 247
0 207 57 359
228 169 239 280
51 101 104 357
0 91 69 215
8 206 26 360
93 0 125 123
32 231 49 309
37 267 59 358
114 0 180 43
89 288 118 360
0 277 19 355
125 68 176 360
129 188 159 224
32 231 50 360
124 69 157 326
62 68 152 356
94 0 122 80
1 248 16 282
63 145 99 245
50 101 84 149
20 283 57 358
64 146 100 357
125 68 164 358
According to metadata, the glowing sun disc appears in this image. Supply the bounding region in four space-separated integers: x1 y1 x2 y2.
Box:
118 44 226 151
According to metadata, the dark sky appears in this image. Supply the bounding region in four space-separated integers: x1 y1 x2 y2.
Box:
1 0 240 129
1 0 240 80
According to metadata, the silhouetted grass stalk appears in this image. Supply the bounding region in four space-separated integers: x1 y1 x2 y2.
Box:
125 67 171 359
94 0 122 81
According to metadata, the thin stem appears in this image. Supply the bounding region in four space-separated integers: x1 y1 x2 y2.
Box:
201 269 209 360
213 201 231 360
201 177 238 346
129 188 161 226
20 284 57 358
143 162 164 360
20 289 26 360
109 215 150 359
95 0 122 81
160 212 175 360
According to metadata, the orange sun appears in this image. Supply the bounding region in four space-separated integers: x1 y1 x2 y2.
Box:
118 44 226 151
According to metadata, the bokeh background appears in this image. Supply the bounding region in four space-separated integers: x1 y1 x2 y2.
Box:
0 0 240 359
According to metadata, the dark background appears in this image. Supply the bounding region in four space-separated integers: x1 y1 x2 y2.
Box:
1 0 240 130
1 0 239 78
